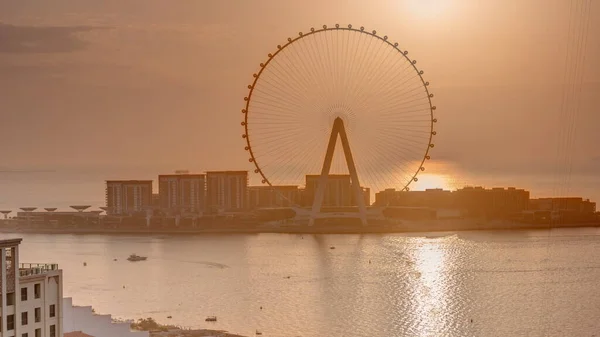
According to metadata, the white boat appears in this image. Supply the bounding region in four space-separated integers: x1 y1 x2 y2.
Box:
127 254 147 262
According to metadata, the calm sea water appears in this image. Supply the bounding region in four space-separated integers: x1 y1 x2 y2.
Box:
3 229 600 337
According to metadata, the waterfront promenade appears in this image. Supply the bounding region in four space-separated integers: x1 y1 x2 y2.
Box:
1 219 598 235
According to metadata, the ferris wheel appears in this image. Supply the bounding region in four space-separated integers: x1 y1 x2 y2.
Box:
241 24 436 223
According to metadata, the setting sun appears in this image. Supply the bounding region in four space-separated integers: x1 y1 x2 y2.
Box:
411 173 453 191
403 0 454 20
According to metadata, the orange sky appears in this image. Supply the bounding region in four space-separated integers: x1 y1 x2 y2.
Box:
1 0 599 180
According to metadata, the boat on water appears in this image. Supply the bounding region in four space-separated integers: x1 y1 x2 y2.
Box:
127 254 147 262
205 316 217 322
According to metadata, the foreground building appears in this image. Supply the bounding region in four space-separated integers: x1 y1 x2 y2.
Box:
1 238 63 337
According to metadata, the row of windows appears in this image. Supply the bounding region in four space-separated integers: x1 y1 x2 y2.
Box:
21 283 42 301
0 305 56 331
6 282 42 305
6 325 56 337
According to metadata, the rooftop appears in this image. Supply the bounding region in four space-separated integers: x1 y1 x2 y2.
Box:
19 263 59 277
0 238 22 248
64 332 95 337
106 180 153 184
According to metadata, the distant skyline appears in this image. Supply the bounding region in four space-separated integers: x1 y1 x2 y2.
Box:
1 0 599 182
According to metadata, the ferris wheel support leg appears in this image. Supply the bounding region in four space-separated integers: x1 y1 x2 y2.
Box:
337 119 368 226
309 119 340 226
309 117 368 226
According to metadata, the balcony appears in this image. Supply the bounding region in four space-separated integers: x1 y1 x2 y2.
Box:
19 263 59 277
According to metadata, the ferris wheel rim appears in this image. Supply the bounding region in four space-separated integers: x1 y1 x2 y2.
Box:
241 24 437 192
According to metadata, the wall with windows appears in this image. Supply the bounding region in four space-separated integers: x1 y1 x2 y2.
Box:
14 272 62 337
1 239 62 337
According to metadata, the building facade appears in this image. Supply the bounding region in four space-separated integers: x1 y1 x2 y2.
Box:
105 180 153 215
303 175 370 207
530 197 597 213
1 239 63 337
62 298 148 337
374 188 454 208
248 185 300 209
206 171 248 212
158 174 206 214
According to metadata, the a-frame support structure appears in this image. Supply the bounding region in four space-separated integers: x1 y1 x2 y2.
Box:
309 117 368 226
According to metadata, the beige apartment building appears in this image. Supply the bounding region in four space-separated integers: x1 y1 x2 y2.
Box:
1 239 62 337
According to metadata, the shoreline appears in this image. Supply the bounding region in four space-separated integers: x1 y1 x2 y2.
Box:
1 222 598 235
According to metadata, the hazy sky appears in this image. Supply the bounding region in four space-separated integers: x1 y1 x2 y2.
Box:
1 0 599 180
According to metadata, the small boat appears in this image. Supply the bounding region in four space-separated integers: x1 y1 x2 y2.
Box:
127 254 147 262
329 246 336 249
205 316 217 322
256 330 262 335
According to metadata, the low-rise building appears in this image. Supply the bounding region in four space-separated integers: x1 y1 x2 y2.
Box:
1 238 63 337
530 197 597 213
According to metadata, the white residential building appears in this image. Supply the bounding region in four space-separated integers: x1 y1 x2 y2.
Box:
62 298 148 337
1 238 63 337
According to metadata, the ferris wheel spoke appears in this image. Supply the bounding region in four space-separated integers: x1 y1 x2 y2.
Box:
307 30 337 105
318 29 338 102
375 93 430 114
378 103 432 117
262 133 325 184
347 42 402 111
298 35 334 107
269 57 326 115
253 76 316 112
340 30 366 108
363 137 416 190
354 76 423 116
373 74 425 107
347 36 389 110
352 51 414 108
250 88 307 112
377 129 431 147
249 128 307 147
285 39 331 110
374 130 430 160
344 32 376 108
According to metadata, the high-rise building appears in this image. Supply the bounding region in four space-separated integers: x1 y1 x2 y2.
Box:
1 238 63 337
158 173 206 214
206 171 248 212
105 180 153 215
248 185 300 209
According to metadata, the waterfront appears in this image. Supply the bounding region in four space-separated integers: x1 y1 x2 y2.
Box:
4 229 600 337
1 169 599 213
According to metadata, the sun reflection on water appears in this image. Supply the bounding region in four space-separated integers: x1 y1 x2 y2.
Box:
408 239 450 336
